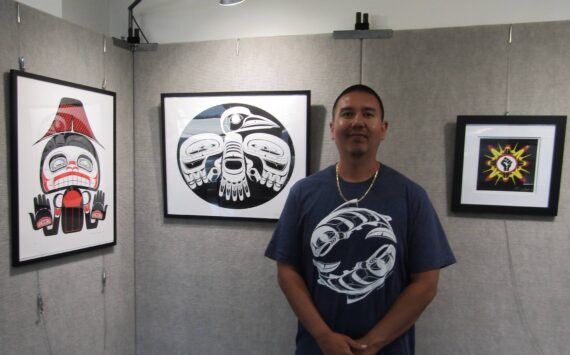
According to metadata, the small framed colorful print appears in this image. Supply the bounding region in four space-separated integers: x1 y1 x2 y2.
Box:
161 91 310 220
452 116 566 216
10 70 116 266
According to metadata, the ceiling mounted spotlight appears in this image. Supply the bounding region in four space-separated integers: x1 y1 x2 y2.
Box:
219 0 245 6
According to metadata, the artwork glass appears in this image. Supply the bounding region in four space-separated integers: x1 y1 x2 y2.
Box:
11 70 116 265
452 115 566 216
162 91 310 220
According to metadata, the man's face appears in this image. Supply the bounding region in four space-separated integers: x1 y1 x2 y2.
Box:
330 91 388 159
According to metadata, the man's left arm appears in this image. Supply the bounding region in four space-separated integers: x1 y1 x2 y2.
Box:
355 269 440 354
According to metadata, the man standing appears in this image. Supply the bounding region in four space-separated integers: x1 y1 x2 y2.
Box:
265 84 456 354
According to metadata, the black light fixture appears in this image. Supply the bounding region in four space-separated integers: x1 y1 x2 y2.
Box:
333 11 393 40
219 0 246 6
113 0 158 51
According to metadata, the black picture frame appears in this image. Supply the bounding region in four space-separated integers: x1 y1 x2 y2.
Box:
161 90 310 221
10 70 116 266
452 115 566 216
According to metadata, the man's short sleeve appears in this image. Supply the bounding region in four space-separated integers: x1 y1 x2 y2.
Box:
407 187 456 273
264 184 303 267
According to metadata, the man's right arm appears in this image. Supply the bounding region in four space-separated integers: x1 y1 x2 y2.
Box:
277 262 367 355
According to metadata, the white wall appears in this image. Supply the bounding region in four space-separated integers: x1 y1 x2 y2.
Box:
18 0 61 17
62 0 110 36
133 0 570 43
17 0 570 43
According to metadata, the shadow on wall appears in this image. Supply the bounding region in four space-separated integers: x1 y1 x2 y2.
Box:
310 105 326 174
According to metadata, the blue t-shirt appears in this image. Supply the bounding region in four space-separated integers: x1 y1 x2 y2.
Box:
265 164 456 355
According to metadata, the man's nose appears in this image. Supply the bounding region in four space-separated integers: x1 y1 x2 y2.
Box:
352 113 365 127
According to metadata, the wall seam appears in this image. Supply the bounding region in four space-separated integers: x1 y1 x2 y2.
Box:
132 49 137 355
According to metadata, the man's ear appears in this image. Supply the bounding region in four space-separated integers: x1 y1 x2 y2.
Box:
329 120 335 140
380 120 389 140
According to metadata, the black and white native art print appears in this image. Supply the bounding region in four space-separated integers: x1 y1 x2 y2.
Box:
163 92 309 220
178 103 294 208
11 71 116 265
311 200 396 304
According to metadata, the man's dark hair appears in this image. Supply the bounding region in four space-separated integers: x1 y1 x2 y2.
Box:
332 84 385 120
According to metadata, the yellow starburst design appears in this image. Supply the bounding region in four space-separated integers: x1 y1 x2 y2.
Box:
483 143 531 185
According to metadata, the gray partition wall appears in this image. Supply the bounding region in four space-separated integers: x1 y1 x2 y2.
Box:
133 36 362 354
365 23 570 354
134 23 570 355
0 1 135 354
1 1 569 354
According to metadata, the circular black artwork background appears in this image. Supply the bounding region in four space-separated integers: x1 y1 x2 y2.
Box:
177 103 295 209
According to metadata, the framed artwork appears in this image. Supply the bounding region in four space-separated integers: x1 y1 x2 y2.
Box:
162 91 310 220
10 70 116 266
452 115 566 216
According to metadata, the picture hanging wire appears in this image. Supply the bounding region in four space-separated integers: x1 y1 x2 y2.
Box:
102 37 107 89
16 3 25 71
505 25 513 116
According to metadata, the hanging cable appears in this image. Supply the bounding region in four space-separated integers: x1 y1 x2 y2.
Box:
505 25 512 116
36 266 54 355
504 221 544 354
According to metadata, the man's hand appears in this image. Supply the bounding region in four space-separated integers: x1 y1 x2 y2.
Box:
354 270 441 352
315 331 368 355
353 343 380 355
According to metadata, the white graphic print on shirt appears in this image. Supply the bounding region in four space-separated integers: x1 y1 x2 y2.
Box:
311 200 396 304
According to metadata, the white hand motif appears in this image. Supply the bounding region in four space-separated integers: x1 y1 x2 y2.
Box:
179 133 224 189
243 133 291 191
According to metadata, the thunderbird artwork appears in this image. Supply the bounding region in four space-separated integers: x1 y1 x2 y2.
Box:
177 104 295 209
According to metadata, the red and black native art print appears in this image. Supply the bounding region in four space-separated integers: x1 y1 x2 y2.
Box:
29 98 108 236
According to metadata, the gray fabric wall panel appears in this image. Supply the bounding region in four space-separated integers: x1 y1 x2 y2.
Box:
501 21 570 355
2 1 569 353
133 35 361 354
0 2 47 354
363 23 570 354
362 25 517 353
0 1 134 354
133 24 570 355
102 41 136 355
363 25 510 189
17 4 104 88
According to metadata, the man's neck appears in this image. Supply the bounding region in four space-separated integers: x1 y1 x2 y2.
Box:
337 158 380 183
